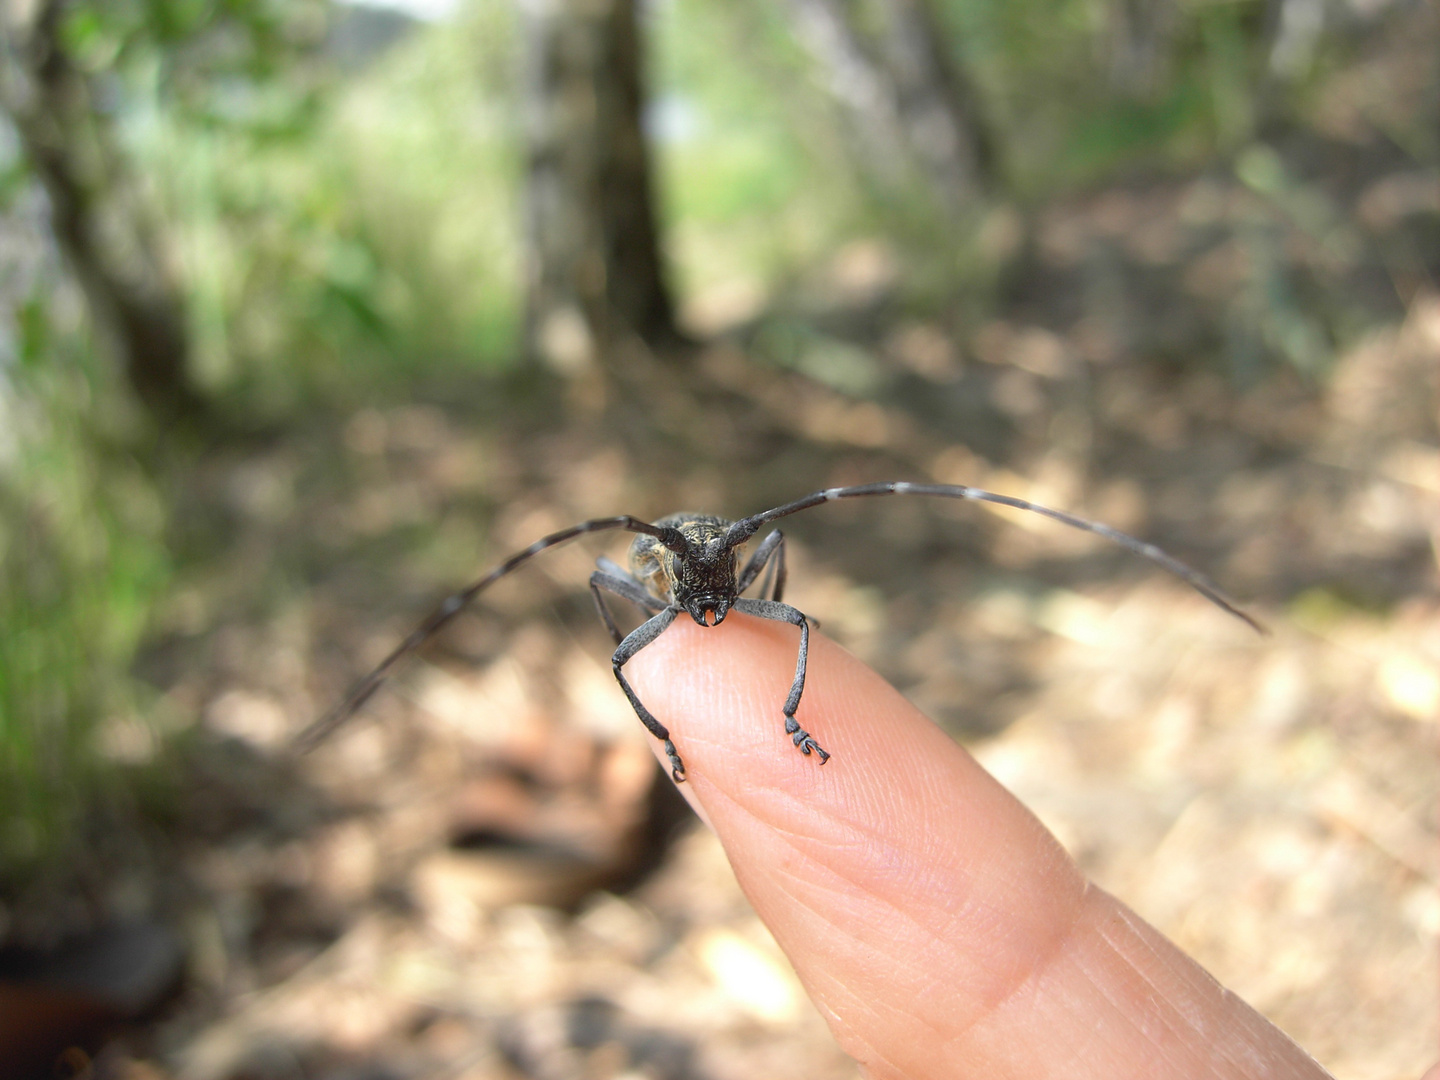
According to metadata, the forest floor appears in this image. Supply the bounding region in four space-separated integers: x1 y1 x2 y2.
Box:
6 61 1440 1080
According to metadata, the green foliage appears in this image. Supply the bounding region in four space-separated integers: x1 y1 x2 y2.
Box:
648 0 1400 319
47 0 1396 399
652 0 871 302
0 292 169 877
929 0 1273 186
69 0 524 409
61 0 323 92
27 0 1418 406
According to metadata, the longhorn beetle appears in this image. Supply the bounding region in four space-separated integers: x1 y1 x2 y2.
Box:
298 482 1263 781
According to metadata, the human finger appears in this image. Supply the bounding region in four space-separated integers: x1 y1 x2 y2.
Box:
627 612 1332 1080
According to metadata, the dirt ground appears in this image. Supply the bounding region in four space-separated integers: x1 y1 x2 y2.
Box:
8 122 1439 1080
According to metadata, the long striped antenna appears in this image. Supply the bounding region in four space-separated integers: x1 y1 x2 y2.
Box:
295 515 682 750
727 481 1264 634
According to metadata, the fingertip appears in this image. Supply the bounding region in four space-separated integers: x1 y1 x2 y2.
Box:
626 610 1087 996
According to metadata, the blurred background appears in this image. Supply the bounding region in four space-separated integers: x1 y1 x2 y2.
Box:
0 0 1435 1076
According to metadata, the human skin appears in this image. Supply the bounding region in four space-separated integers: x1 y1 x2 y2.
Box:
625 612 1336 1080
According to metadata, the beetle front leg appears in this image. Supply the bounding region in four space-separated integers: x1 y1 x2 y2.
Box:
733 597 829 765
611 607 686 781
591 565 667 646
737 529 785 598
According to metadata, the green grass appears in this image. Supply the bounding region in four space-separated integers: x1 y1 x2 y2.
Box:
0 296 169 879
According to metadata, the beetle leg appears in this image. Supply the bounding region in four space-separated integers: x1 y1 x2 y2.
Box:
733 597 829 765
736 529 785 598
611 607 686 781
591 567 666 646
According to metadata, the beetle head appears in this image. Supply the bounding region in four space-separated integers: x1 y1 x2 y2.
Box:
664 518 741 626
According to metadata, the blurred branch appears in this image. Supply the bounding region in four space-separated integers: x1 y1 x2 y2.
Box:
0 0 200 425
785 0 992 216
873 0 992 207
1103 0 1178 102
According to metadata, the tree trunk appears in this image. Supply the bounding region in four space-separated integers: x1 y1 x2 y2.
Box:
0 0 199 423
785 0 992 217
1103 0 1178 101
873 0 991 210
784 0 909 183
521 0 678 374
